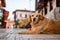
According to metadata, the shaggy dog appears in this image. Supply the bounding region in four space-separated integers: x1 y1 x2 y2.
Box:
19 13 60 34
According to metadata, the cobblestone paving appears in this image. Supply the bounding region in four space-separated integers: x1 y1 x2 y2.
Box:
0 29 60 40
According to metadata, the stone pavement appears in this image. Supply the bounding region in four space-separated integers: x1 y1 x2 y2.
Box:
0 29 60 40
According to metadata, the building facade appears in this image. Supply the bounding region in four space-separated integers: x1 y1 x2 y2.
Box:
13 10 35 28
0 0 6 7
36 0 60 20
0 8 9 28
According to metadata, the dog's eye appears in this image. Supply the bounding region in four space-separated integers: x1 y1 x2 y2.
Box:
36 15 38 17
32 15 34 17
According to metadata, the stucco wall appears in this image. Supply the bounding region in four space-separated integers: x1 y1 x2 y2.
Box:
45 9 55 20
45 7 60 20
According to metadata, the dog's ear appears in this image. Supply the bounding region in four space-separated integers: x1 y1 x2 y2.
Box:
39 15 44 20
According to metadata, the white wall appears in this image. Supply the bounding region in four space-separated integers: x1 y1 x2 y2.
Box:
16 11 30 20
45 9 55 20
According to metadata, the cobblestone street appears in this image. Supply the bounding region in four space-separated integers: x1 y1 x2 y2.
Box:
0 29 60 40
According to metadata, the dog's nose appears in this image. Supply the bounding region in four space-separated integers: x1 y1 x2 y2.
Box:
33 18 36 21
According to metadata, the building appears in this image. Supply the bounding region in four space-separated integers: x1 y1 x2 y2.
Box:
13 10 35 20
36 0 57 15
0 0 6 7
0 8 4 28
13 10 35 28
3 10 9 28
0 8 9 28
36 0 60 20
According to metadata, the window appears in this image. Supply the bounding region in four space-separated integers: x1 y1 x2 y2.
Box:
0 9 4 27
0 10 3 17
50 0 53 11
56 0 60 7
37 0 39 2
45 7 47 15
0 9 3 20
59 8 60 13
54 7 60 20
20 14 22 18
44 0 48 2
25 14 27 18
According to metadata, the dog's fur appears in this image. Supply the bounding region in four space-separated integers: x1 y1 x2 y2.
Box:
19 13 60 34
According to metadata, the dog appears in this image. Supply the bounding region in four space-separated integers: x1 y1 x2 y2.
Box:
19 13 60 34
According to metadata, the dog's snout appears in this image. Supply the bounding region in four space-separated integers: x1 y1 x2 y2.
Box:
33 18 36 21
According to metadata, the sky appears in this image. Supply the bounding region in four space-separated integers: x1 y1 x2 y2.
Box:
5 0 35 20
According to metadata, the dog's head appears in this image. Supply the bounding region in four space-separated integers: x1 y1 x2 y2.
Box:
29 13 44 24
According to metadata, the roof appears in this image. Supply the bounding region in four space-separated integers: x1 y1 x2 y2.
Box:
13 10 35 14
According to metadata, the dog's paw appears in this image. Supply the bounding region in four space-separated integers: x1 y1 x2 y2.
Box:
18 32 28 34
